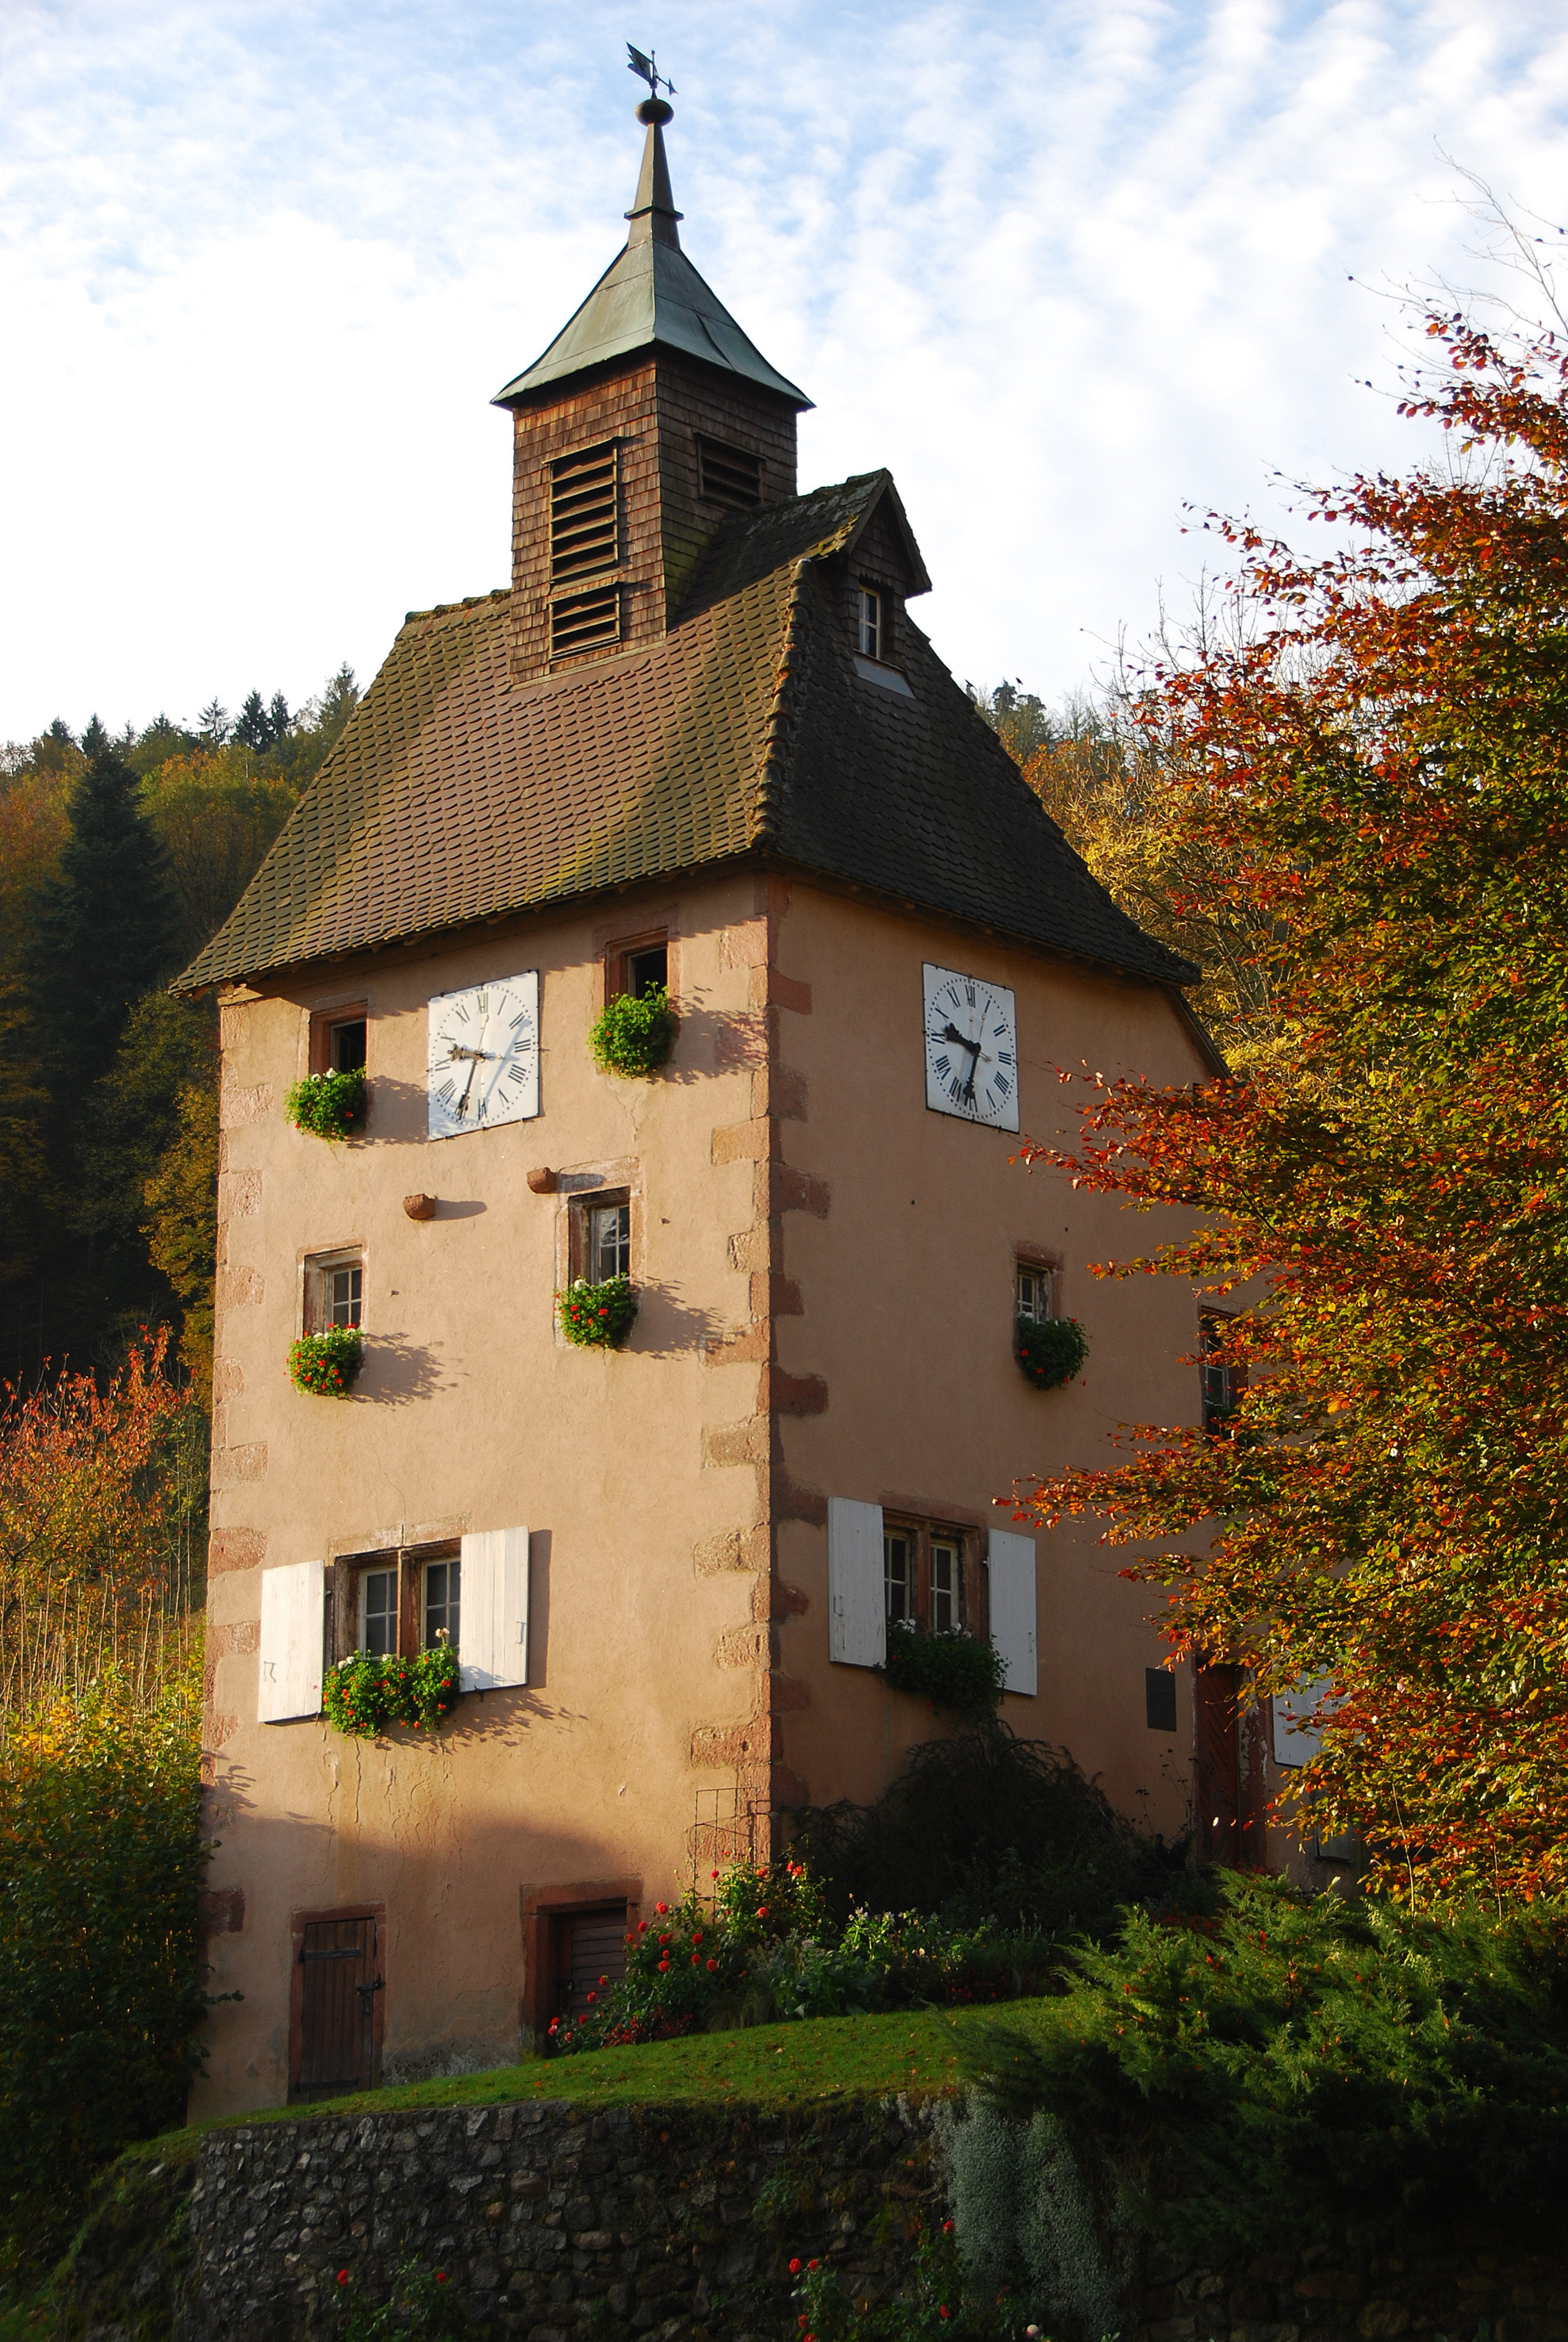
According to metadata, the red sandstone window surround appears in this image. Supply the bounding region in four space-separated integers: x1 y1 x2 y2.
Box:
308 1001 369 1076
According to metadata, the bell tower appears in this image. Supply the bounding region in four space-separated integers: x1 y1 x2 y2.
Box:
493 91 812 687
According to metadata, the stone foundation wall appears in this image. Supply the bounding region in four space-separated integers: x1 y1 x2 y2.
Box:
179 2096 943 2340
1129 2233 1568 2342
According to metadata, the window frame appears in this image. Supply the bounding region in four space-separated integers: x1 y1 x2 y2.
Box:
880 1514 983 1639
857 585 883 661
309 1001 370 1077
569 1186 633 1286
302 1245 366 1337
1199 1309 1247 1433
328 1539 461 1666
602 926 671 1006
1016 1256 1060 1324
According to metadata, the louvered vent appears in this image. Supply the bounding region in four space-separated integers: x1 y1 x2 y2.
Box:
550 443 619 581
550 586 620 661
696 436 762 509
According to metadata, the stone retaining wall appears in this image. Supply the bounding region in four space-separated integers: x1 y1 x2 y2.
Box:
179 2096 943 2340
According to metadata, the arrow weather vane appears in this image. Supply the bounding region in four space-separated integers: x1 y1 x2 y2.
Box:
627 43 676 100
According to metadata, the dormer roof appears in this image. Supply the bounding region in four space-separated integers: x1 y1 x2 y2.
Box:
174 470 1196 998
493 105 811 412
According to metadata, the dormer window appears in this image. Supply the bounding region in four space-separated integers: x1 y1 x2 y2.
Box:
858 587 883 661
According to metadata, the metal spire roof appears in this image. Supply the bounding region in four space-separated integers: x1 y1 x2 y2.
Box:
493 98 812 411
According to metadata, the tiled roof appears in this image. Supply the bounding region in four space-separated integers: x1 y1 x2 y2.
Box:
176 477 1197 995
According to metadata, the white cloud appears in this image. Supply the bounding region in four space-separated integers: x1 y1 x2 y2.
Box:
2 0 1566 737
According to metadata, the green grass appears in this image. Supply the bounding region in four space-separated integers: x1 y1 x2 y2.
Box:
134 2001 1045 2155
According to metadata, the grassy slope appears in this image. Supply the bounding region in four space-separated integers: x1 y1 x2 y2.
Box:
133 2000 1045 2156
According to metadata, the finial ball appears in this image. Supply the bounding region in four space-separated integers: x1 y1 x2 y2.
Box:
635 95 673 126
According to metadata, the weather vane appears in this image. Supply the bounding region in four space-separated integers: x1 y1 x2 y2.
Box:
627 44 676 102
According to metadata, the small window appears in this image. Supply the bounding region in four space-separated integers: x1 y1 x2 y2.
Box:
588 1202 631 1283
424 1556 461 1651
1200 1312 1245 1433
1017 1261 1056 1323
930 1538 960 1634
1146 1666 1178 1733
884 1528 911 1627
325 1263 362 1329
550 585 620 661
361 1566 397 1658
550 442 619 581
858 587 882 661
309 1001 370 1075
627 944 667 999
305 1248 365 1336
329 1018 366 1072
696 435 762 509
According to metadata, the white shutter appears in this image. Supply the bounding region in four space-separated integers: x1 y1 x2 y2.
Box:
257 1560 324 1723
459 1527 530 1691
1272 1677 1332 1767
989 1529 1037 1696
828 1498 885 1667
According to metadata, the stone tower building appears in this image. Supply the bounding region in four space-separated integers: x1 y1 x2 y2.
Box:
181 95 1232 2118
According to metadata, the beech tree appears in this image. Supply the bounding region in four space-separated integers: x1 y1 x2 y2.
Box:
1019 309 1568 1903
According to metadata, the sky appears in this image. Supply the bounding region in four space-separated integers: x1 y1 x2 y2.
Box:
3 0 1567 744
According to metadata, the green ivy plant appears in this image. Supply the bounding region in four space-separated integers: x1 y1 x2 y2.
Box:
285 1067 367 1140
288 1329 364 1396
328 2254 476 2336
323 1642 462 1738
588 985 675 1078
558 1274 638 1349
1015 1315 1087 1391
883 1623 1007 1718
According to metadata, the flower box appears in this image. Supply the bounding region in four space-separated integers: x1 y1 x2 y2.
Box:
288 1329 363 1396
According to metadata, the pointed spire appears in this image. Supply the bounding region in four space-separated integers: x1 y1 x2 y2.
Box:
626 97 683 250
493 82 811 411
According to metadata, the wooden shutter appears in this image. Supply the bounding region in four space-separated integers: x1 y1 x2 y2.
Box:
828 1498 884 1667
988 1529 1037 1695
458 1526 530 1691
295 1917 378 2098
1195 1662 1241 1862
1272 1677 1330 1767
258 1560 324 1723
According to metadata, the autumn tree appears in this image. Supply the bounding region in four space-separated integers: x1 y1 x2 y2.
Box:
1017 308 1568 1903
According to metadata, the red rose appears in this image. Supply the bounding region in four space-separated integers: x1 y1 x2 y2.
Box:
789 2257 803 2275
337 2271 350 2286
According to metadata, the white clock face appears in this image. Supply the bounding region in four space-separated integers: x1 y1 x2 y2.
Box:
427 971 540 1139
922 963 1020 1130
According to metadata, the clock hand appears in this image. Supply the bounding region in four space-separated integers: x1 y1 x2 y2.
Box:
941 1021 981 1056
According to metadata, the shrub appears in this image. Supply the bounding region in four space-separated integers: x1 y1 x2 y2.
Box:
966 1871 1568 2256
791 1720 1183 1935
0 1665 208 2278
588 985 675 1077
323 1642 462 1738
558 1274 638 1349
288 1328 363 1395
1014 1315 1087 1390
548 1859 1058 2056
883 1623 1006 1719
285 1067 366 1140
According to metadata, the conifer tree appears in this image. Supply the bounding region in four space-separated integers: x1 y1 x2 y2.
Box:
27 749 174 1110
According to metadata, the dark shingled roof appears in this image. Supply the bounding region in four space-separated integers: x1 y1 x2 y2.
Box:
176 473 1197 995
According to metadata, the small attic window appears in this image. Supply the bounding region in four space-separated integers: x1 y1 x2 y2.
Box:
697 436 762 510
550 443 619 582
858 587 883 661
550 585 621 661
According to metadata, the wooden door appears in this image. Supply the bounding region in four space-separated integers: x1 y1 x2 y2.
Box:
555 1908 627 2018
295 1917 381 2098
1194 1664 1240 1866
